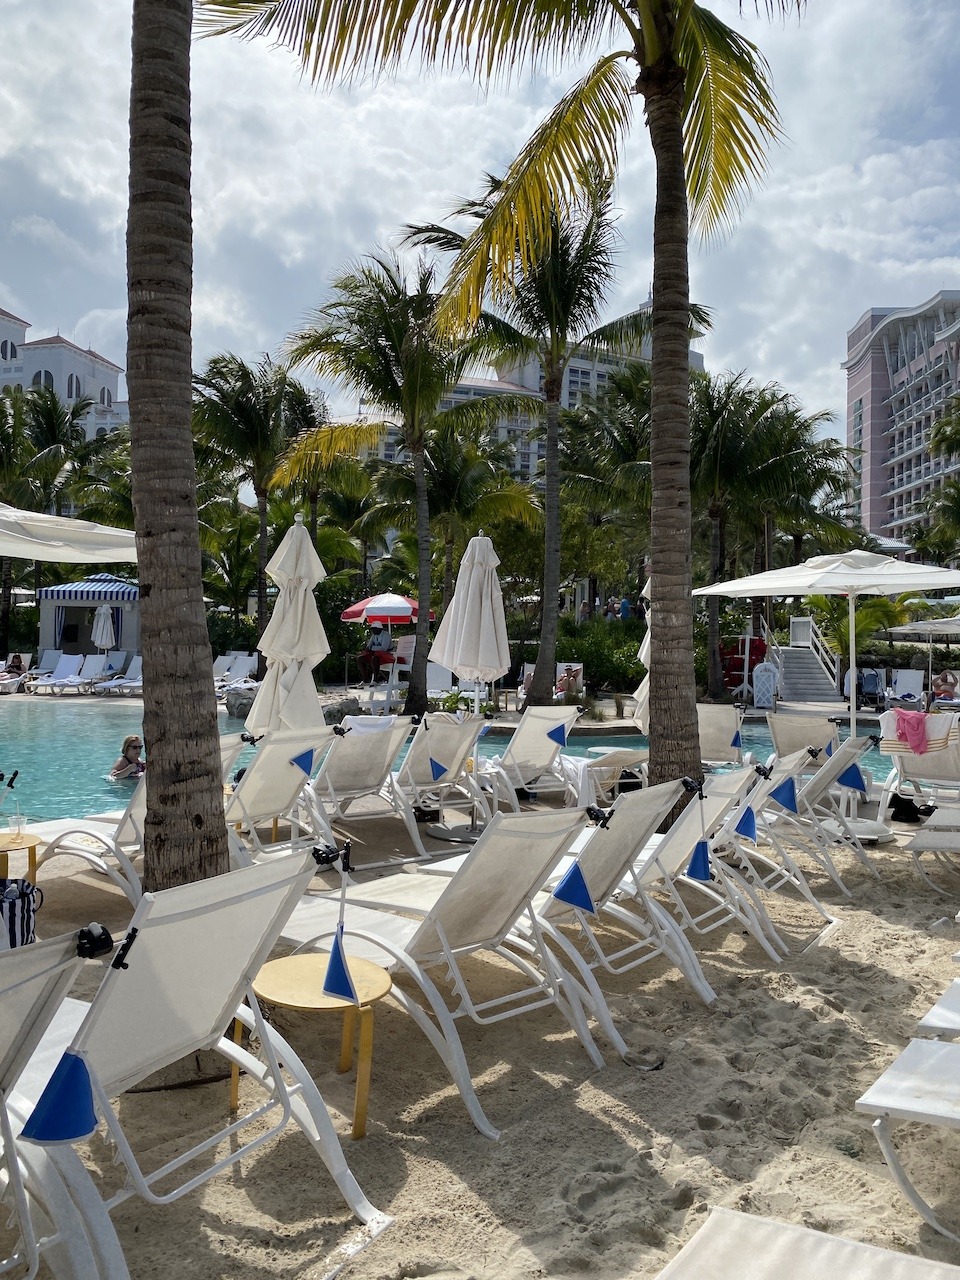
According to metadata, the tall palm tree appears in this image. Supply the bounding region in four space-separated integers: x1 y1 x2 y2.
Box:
192 353 302 645
197 0 800 784
22 386 93 515
405 171 651 703
0 387 37 657
128 0 230 889
284 251 537 714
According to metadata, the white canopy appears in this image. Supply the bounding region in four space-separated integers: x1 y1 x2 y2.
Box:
246 515 330 733
429 534 509 712
694 551 960 735
0 503 136 563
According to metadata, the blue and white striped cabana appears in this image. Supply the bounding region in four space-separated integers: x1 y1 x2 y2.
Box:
38 573 140 656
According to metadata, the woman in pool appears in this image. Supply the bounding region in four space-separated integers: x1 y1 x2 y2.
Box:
110 734 146 780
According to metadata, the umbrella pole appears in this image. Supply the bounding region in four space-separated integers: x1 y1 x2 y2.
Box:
848 594 858 739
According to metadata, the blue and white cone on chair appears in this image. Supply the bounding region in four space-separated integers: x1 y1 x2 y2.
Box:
547 723 567 747
769 776 798 813
734 805 757 843
551 862 596 914
323 923 359 1003
686 839 711 882
21 1051 98 1145
837 761 868 796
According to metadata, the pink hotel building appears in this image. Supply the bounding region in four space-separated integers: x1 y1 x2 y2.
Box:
844 290 960 541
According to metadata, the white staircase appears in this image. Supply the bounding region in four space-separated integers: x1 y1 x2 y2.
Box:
777 647 845 704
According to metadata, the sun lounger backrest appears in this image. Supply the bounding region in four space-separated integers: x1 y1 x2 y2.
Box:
766 712 839 760
407 809 586 959
31 649 60 674
222 654 257 683
111 775 148 847
76 654 107 680
892 668 925 701
211 655 233 678
71 853 319 1096
122 655 142 683
224 728 333 826
635 775 754 885
314 718 412 797
697 704 742 763
395 713 484 788
45 654 83 682
500 705 581 776
797 736 871 805
0 932 83 1095
541 780 683 920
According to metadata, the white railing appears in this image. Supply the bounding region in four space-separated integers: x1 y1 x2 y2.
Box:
790 614 840 689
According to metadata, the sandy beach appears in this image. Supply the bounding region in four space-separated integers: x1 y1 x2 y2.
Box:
13 787 960 1280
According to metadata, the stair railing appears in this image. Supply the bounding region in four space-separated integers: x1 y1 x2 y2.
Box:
759 617 782 687
791 614 840 690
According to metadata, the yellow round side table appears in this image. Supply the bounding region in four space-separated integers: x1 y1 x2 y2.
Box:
231 951 392 1139
0 830 40 883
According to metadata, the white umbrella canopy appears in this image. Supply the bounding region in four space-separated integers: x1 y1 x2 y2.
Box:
90 603 116 653
429 533 510 712
694 550 960 735
887 615 960 693
0 502 137 562
245 514 330 733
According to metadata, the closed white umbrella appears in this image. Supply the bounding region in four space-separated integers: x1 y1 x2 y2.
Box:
91 603 116 654
632 578 652 733
429 533 510 713
694 551 960 737
245 514 330 733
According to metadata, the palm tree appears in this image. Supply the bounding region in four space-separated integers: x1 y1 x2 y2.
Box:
22 385 93 515
406 171 651 702
128 0 230 889
192 353 302 645
0 387 37 657
284 251 537 714
197 0 799 784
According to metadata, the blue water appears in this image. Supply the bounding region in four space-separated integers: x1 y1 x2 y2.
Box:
0 701 894 822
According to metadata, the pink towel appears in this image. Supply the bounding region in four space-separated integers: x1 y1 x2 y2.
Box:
895 708 929 754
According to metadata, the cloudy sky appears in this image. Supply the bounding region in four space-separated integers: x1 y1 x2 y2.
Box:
2 0 958 436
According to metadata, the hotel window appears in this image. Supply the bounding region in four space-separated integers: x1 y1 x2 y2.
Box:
31 370 54 390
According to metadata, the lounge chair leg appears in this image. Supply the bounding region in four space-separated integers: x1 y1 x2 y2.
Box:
873 1116 960 1242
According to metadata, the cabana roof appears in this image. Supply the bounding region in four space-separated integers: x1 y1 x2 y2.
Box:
38 572 139 603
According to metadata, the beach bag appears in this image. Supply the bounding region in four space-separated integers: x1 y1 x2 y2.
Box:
1 879 42 948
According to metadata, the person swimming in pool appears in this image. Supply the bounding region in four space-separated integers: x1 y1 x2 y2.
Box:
110 734 146 780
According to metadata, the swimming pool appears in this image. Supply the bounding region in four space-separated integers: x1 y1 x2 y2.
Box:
0 702 894 822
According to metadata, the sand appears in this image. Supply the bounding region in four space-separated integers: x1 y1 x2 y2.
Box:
16 801 960 1279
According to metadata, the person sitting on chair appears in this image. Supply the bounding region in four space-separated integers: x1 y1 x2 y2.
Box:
357 622 392 685
933 669 959 700
0 653 25 687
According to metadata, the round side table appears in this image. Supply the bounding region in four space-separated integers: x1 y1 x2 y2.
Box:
232 951 392 1139
0 830 40 883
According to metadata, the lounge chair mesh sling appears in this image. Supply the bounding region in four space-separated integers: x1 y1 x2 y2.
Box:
477 705 582 810
281 807 607 1140
16 853 390 1271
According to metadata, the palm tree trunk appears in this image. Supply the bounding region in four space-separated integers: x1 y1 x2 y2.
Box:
403 443 431 716
528 381 562 704
128 0 229 890
640 62 701 786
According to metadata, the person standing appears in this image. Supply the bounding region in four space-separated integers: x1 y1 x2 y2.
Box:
619 596 632 621
578 600 591 624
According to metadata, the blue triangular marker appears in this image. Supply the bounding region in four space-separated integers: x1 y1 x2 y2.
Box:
429 756 447 781
551 862 596 914
479 724 491 736
290 748 315 776
731 730 742 749
837 762 868 795
769 776 798 813
687 840 711 881
735 805 757 843
826 739 834 756
21 1052 98 1145
547 724 567 747
322 925 358 1003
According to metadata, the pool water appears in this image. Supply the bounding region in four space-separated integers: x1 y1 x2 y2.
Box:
0 701 894 823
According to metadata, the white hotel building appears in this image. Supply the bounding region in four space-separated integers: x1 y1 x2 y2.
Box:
0 304 129 439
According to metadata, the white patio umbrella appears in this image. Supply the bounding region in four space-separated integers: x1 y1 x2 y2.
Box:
693 550 960 737
245 514 330 733
886 614 960 693
429 533 510 713
90 603 116 654
0 502 136 562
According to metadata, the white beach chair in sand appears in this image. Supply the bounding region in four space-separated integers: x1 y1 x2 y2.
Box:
382 712 491 858
476 704 583 811
765 711 840 769
887 667 926 709
49 654 110 695
18 853 390 1269
697 703 745 767
1 928 128 1280
281 808 607 1139
757 735 879 895
856 1036 960 1242
877 709 960 817
308 716 414 863
225 726 335 860
26 654 83 695
652 1205 960 1280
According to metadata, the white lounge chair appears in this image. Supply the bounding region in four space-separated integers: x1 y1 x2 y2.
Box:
765 711 840 768
382 711 491 857
857 1036 960 1242
697 703 744 766
559 745 649 806
1 928 128 1280
477 704 583 811
26 653 83 695
887 667 926 709
18 853 390 1270
215 653 258 692
27 650 60 677
653 1205 960 1280
49 653 109 695
309 716 415 867
282 808 602 1139
93 655 143 696
225 726 335 861
878 708 960 815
